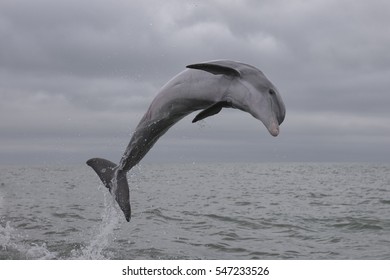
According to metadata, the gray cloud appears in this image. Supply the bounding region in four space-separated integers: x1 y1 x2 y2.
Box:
1 0 389 165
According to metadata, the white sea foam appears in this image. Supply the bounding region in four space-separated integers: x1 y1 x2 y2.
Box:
0 222 57 259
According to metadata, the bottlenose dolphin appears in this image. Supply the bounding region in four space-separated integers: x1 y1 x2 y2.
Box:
87 60 285 222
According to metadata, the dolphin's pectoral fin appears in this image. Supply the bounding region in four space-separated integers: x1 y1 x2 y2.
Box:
192 104 222 123
192 101 232 123
186 62 240 77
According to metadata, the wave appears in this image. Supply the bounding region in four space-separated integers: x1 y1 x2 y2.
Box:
0 222 57 260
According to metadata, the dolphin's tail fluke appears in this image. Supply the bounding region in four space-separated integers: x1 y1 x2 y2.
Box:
86 158 131 222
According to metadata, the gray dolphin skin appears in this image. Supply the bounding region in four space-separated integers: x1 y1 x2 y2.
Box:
87 60 286 222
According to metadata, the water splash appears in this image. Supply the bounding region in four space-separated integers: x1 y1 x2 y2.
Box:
25 243 57 259
71 189 121 259
72 168 143 259
0 222 13 250
196 119 208 129
0 222 57 259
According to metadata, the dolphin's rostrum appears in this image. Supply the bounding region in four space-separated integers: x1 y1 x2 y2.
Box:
87 60 286 222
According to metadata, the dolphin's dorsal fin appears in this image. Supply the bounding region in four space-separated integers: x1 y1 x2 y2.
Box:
192 101 232 123
186 61 241 77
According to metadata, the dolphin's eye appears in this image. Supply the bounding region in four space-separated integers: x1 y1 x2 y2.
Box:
269 89 275 95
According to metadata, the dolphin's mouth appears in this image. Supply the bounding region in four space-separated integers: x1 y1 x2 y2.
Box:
267 122 279 137
253 114 280 137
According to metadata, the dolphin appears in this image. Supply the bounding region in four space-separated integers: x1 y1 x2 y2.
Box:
87 60 285 222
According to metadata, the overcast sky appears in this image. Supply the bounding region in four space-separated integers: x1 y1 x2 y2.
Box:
1 0 389 165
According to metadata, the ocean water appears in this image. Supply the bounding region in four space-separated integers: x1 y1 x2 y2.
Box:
0 162 389 260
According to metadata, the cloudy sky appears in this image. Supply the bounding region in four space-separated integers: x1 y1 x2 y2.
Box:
1 0 389 165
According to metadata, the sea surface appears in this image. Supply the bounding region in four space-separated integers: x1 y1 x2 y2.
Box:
1 162 389 260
